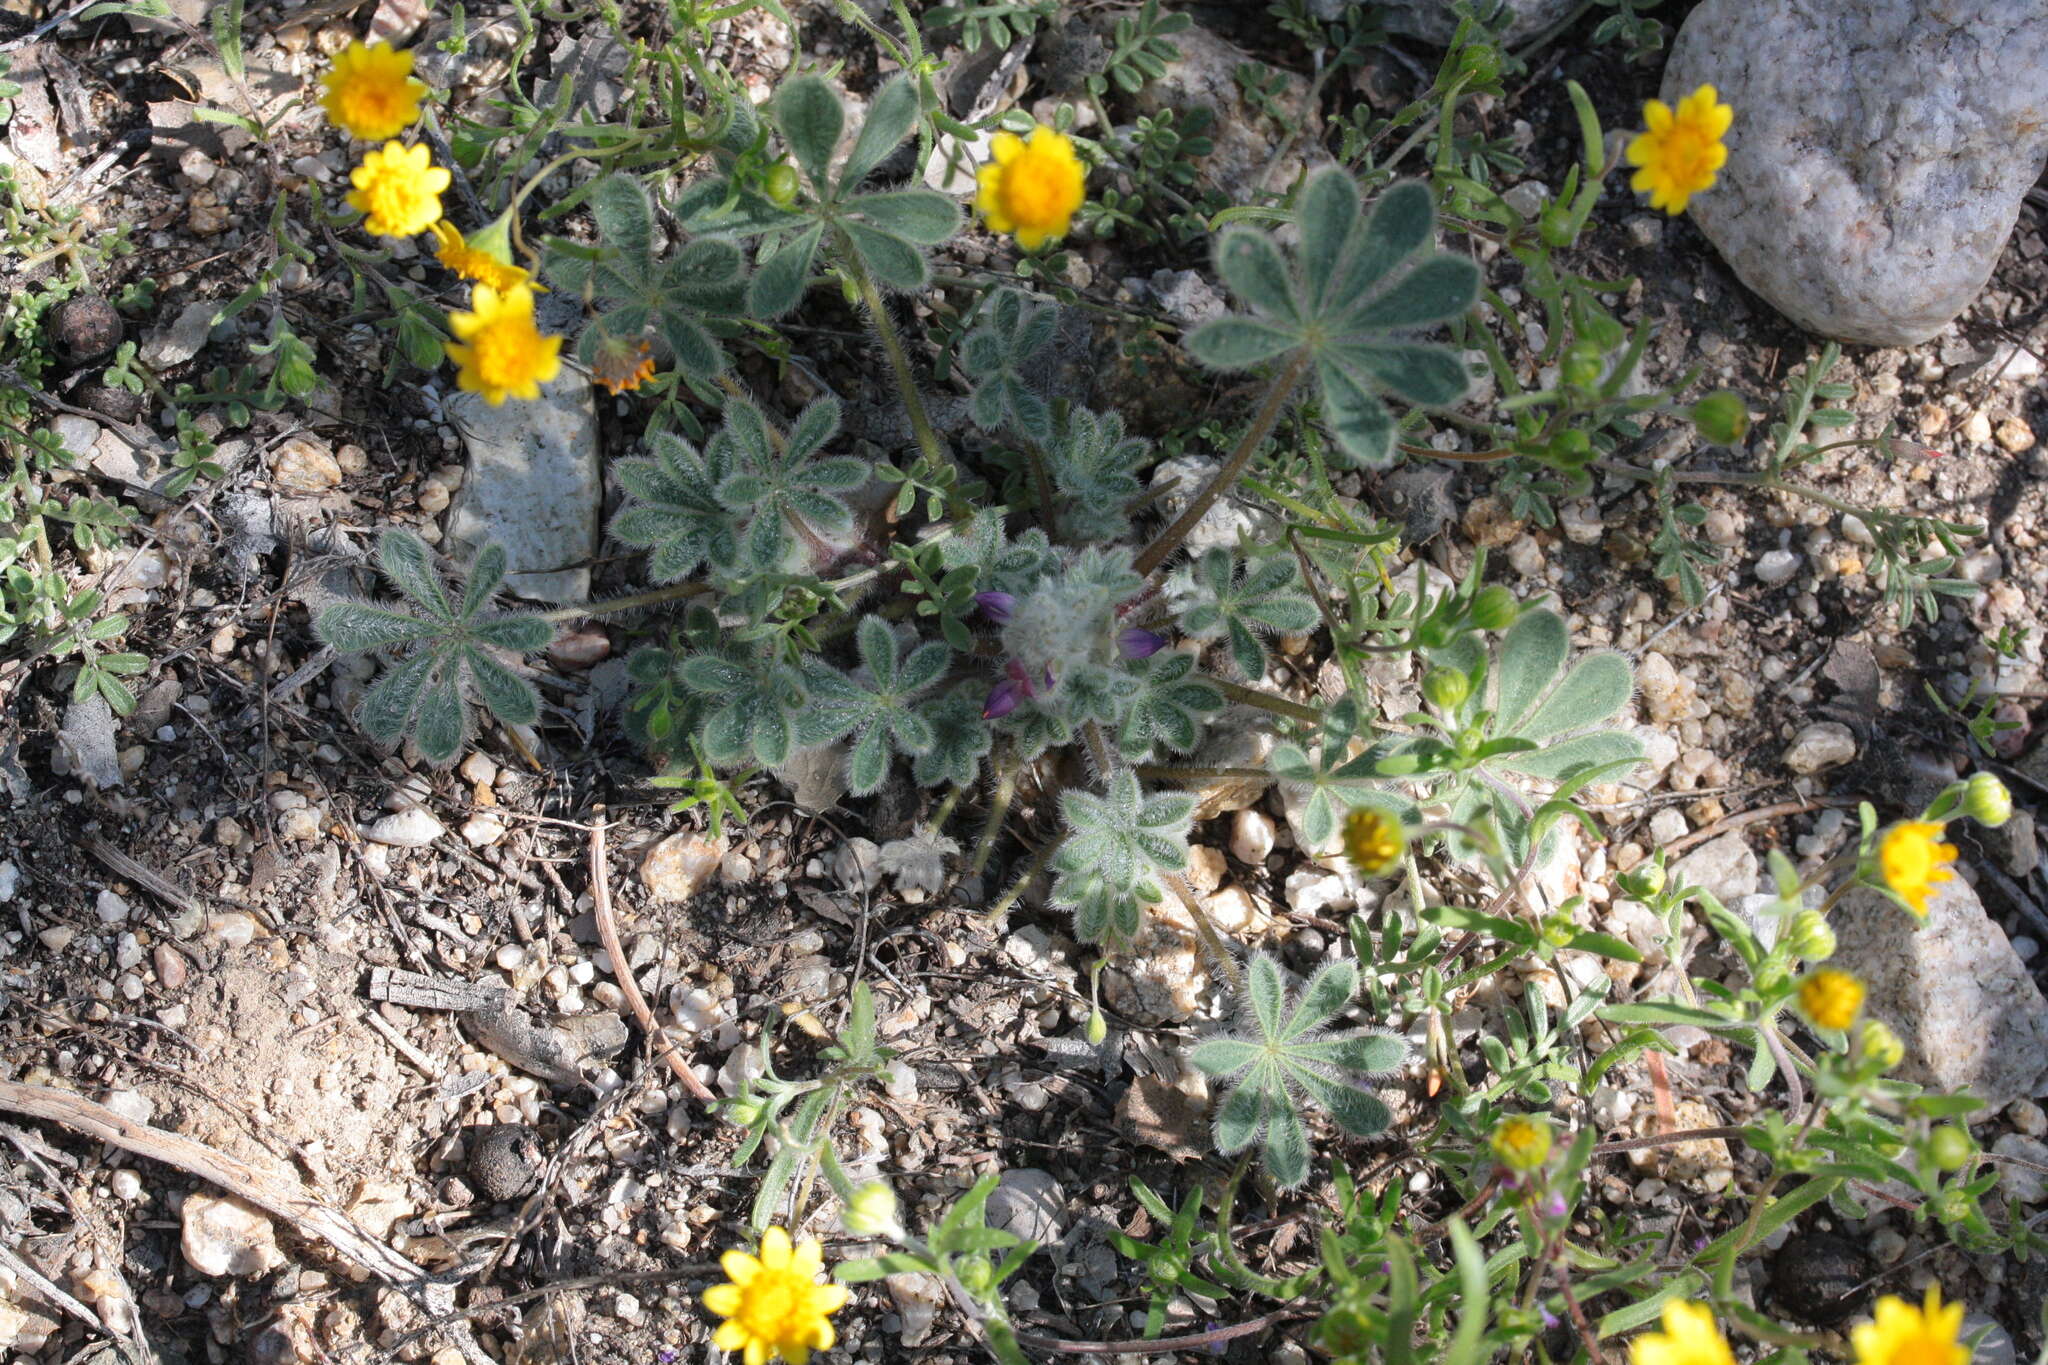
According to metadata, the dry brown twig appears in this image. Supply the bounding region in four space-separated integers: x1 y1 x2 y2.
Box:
587 810 716 1103
0 1080 494 1365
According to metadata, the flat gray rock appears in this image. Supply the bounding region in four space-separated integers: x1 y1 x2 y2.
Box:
446 368 600 603
1833 879 2048 1106
1665 0 2048 345
1372 0 1579 44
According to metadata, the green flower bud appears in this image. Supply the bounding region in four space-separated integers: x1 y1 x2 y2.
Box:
1582 315 1626 351
1560 342 1604 390
1783 909 1837 962
1456 42 1502 82
1617 859 1666 900
1929 1188 1971 1224
843 1182 902 1237
1422 666 1471 711
1538 202 1577 248
1964 772 2012 828
1927 1125 1974 1173
721 1097 765 1127
956 1256 994 1295
1469 585 1519 632
1689 391 1751 446
1546 428 1594 469
764 162 800 206
1859 1020 1904 1071
1086 1010 1108 1046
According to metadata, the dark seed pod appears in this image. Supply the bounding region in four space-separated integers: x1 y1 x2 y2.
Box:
466 1122 544 1203
48 295 124 364
1768 1229 1875 1325
74 380 145 425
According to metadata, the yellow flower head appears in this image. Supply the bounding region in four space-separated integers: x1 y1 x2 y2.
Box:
1878 820 1957 917
446 284 563 405
592 335 657 396
703 1226 849 1365
1850 1286 1970 1365
430 222 531 294
1488 1115 1553 1174
1342 807 1407 876
347 141 449 238
319 41 429 142
1629 1300 1737 1365
1797 968 1865 1032
974 125 1087 251
1626 84 1732 216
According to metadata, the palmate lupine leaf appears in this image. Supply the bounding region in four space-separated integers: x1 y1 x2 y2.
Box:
609 429 744 582
674 75 961 317
803 617 952 794
1171 548 1319 679
1045 406 1150 543
961 288 1060 443
1049 769 1195 944
1188 954 1406 1187
1113 651 1223 761
315 529 553 766
542 173 747 384
1186 170 1479 467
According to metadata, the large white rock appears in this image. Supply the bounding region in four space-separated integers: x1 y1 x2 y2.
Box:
1664 0 2048 345
446 366 600 602
181 1193 286 1277
1833 878 2048 1107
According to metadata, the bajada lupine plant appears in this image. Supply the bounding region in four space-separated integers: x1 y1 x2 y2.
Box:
1050 768 1196 944
315 529 553 765
1189 954 1406 1187
1187 171 1480 466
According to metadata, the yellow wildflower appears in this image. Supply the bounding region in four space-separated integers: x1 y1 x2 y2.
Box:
347 141 449 238
446 284 563 405
1878 820 1956 917
318 41 428 142
1850 1286 1971 1365
974 125 1087 251
1488 1115 1553 1173
1797 968 1865 1032
702 1226 849 1365
1626 84 1732 216
1629 1301 1736 1365
430 222 531 294
1341 807 1406 876
592 336 657 396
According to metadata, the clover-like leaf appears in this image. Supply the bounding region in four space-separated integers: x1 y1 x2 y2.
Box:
1171 548 1320 679
1114 651 1223 761
1045 405 1149 542
1186 170 1478 467
1049 769 1195 945
1188 954 1406 1187
961 288 1060 444
315 530 554 766
804 617 951 795
609 429 744 582
710 396 867 572
913 688 994 789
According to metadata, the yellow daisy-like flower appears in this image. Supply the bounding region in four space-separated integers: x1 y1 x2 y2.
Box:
1850 1286 1971 1365
974 125 1087 252
702 1226 849 1365
318 41 428 142
347 141 449 238
446 284 563 405
1488 1115 1553 1174
1341 807 1407 876
1625 84 1733 216
1797 968 1865 1032
1629 1300 1737 1365
430 222 531 294
1878 820 1957 917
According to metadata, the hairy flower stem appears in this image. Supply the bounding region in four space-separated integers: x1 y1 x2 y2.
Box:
1133 352 1311 578
1135 764 1274 784
543 581 709 622
1211 677 1322 725
839 238 964 516
924 782 967 837
987 836 1063 921
970 743 1018 875
1167 870 1245 993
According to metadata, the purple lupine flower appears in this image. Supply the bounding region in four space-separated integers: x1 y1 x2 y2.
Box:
974 590 1016 624
1117 627 1167 659
984 679 1023 719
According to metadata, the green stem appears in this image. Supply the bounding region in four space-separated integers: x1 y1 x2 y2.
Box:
1135 764 1274 784
987 836 1063 920
839 231 957 502
544 581 708 622
970 742 1017 876
1212 677 1322 725
1133 352 1311 577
